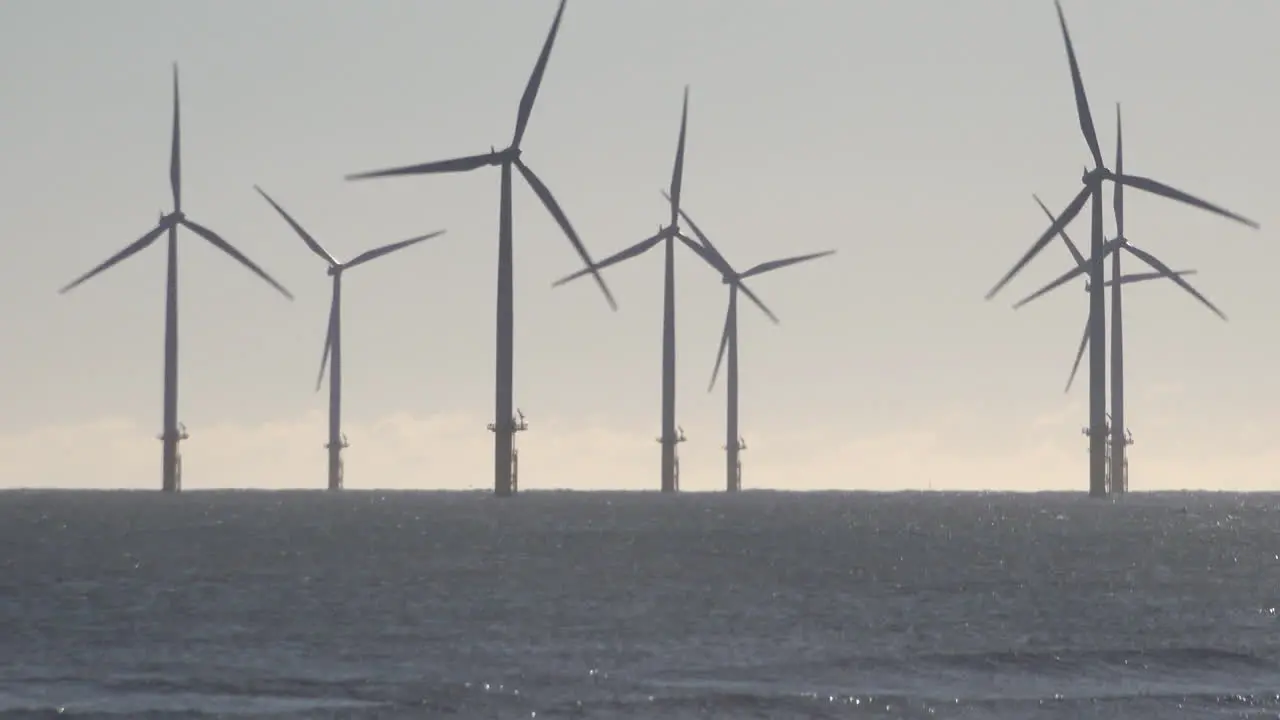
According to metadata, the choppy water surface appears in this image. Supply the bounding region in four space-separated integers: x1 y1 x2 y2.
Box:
1 490 1279 718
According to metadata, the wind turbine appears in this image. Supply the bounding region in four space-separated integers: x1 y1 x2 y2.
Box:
255 186 446 491
58 65 293 493
674 205 834 492
1035 194 1199 496
345 0 614 497
1020 108 1227 495
983 0 1259 498
553 88 700 493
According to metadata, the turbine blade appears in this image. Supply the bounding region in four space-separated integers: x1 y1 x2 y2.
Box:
662 191 734 274
316 290 336 392
344 230 446 270
668 86 689 227
171 64 182 212
552 231 664 286
180 218 294 300
514 158 616 310
741 250 836 279
674 232 725 275
254 186 337 266
1114 103 1124 238
663 190 716 254
512 0 567 149
986 184 1091 300
346 153 495 181
1115 173 1259 230
1033 194 1086 268
1054 0 1103 168
1123 244 1226 320
59 221 171 294
1104 269 1197 287
708 299 732 392
738 281 779 324
1065 314 1090 393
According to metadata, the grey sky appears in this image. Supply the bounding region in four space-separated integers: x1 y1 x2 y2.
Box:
2 0 1277 490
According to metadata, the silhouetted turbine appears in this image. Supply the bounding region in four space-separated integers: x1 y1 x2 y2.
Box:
256 186 445 491
345 0 613 497
58 65 293 493
553 88 697 493
1019 106 1227 494
674 204 834 492
983 0 1258 497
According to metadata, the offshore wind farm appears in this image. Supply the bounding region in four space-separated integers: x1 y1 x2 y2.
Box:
5 0 1273 495
6 2 1280 717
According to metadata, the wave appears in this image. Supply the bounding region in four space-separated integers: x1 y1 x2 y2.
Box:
7 666 1280 712
11 689 1275 720
745 645 1279 679
911 646 1276 674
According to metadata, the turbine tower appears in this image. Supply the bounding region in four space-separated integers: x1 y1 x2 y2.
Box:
344 0 614 497
553 89 697 493
674 204 833 492
255 187 445 490
59 65 293 492
1019 109 1228 495
984 0 1258 498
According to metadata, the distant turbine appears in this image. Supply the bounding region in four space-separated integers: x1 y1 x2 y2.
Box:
1018 108 1226 495
255 186 445 491
60 65 293 486
675 205 834 492
554 89 698 493
58 65 293 493
983 0 1258 498
345 0 614 497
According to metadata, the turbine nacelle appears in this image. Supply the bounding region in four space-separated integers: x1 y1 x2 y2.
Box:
1082 165 1111 186
494 146 521 164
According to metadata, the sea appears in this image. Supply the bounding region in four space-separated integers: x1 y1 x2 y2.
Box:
1 490 1278 719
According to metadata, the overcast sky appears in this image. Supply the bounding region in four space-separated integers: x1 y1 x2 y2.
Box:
2 0 1277 492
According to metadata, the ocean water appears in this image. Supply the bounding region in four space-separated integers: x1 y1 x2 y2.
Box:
1 490 1279 719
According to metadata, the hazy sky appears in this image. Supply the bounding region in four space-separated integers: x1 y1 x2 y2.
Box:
2 0 1277 492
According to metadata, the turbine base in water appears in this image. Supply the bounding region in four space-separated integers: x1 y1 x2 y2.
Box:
489 410 529 496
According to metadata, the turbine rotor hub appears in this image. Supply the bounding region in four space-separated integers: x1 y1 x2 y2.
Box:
1082 166 1112 186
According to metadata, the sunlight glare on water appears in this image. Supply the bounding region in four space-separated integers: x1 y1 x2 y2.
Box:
1 490 1279 718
